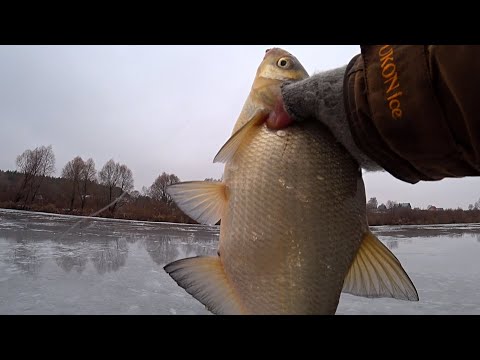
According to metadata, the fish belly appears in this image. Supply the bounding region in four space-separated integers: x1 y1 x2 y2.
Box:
219 122 368 314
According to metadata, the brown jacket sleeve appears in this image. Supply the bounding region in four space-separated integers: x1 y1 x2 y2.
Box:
344 45 480 184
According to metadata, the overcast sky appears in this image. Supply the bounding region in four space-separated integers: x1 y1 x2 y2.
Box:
1 45 479 209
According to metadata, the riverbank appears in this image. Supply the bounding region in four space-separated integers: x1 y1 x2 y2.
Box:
2 202 480 226
0 200 196 224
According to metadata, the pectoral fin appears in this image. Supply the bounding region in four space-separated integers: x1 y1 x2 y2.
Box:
166 181 227 225
342 231 419 301
213 108 269 163
164 256 246 315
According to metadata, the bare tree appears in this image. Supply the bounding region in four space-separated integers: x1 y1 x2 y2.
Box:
40 145 56 176
79 158 96 211
141 186 150 197
386 200 398 209
15 145 55 206
130 190 141 199
475 198 480 210
367 197 378 210
15 149 35 203
31 145 56 204
61 156 84 211
118 164 134 194
99 159 120 207
150 172 180 204
99 159 134 214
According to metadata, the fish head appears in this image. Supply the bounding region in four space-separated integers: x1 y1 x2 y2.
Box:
248 48 309 109
257 48 309 83
231 48 310 133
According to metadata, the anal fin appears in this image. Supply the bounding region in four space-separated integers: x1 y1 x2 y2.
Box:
164 256 246 315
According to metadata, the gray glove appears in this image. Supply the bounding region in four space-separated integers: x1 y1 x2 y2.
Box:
280 66 382 172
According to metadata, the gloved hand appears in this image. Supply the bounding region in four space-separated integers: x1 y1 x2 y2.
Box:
266 65 382 172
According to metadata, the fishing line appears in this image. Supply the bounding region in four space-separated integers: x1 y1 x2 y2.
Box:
54 191 128 241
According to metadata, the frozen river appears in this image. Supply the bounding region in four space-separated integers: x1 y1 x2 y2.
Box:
1 208 480 315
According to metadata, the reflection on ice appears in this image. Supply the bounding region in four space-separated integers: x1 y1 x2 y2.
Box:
0 209 219 315
8 242 45 276
385 239 398 250
2 208 480 314
0 209 219 277
90 238 129 275
55 249 88 274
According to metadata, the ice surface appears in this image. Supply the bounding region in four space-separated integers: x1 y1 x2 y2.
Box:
2 208 480 315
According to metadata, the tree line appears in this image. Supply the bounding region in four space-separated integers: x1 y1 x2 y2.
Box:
3 145 480 226
366 197 480 225
0 145 205 223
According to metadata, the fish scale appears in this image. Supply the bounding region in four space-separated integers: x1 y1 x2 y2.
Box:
220 122 366 314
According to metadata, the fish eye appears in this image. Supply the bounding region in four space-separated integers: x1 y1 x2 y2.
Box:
277 57 292 69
